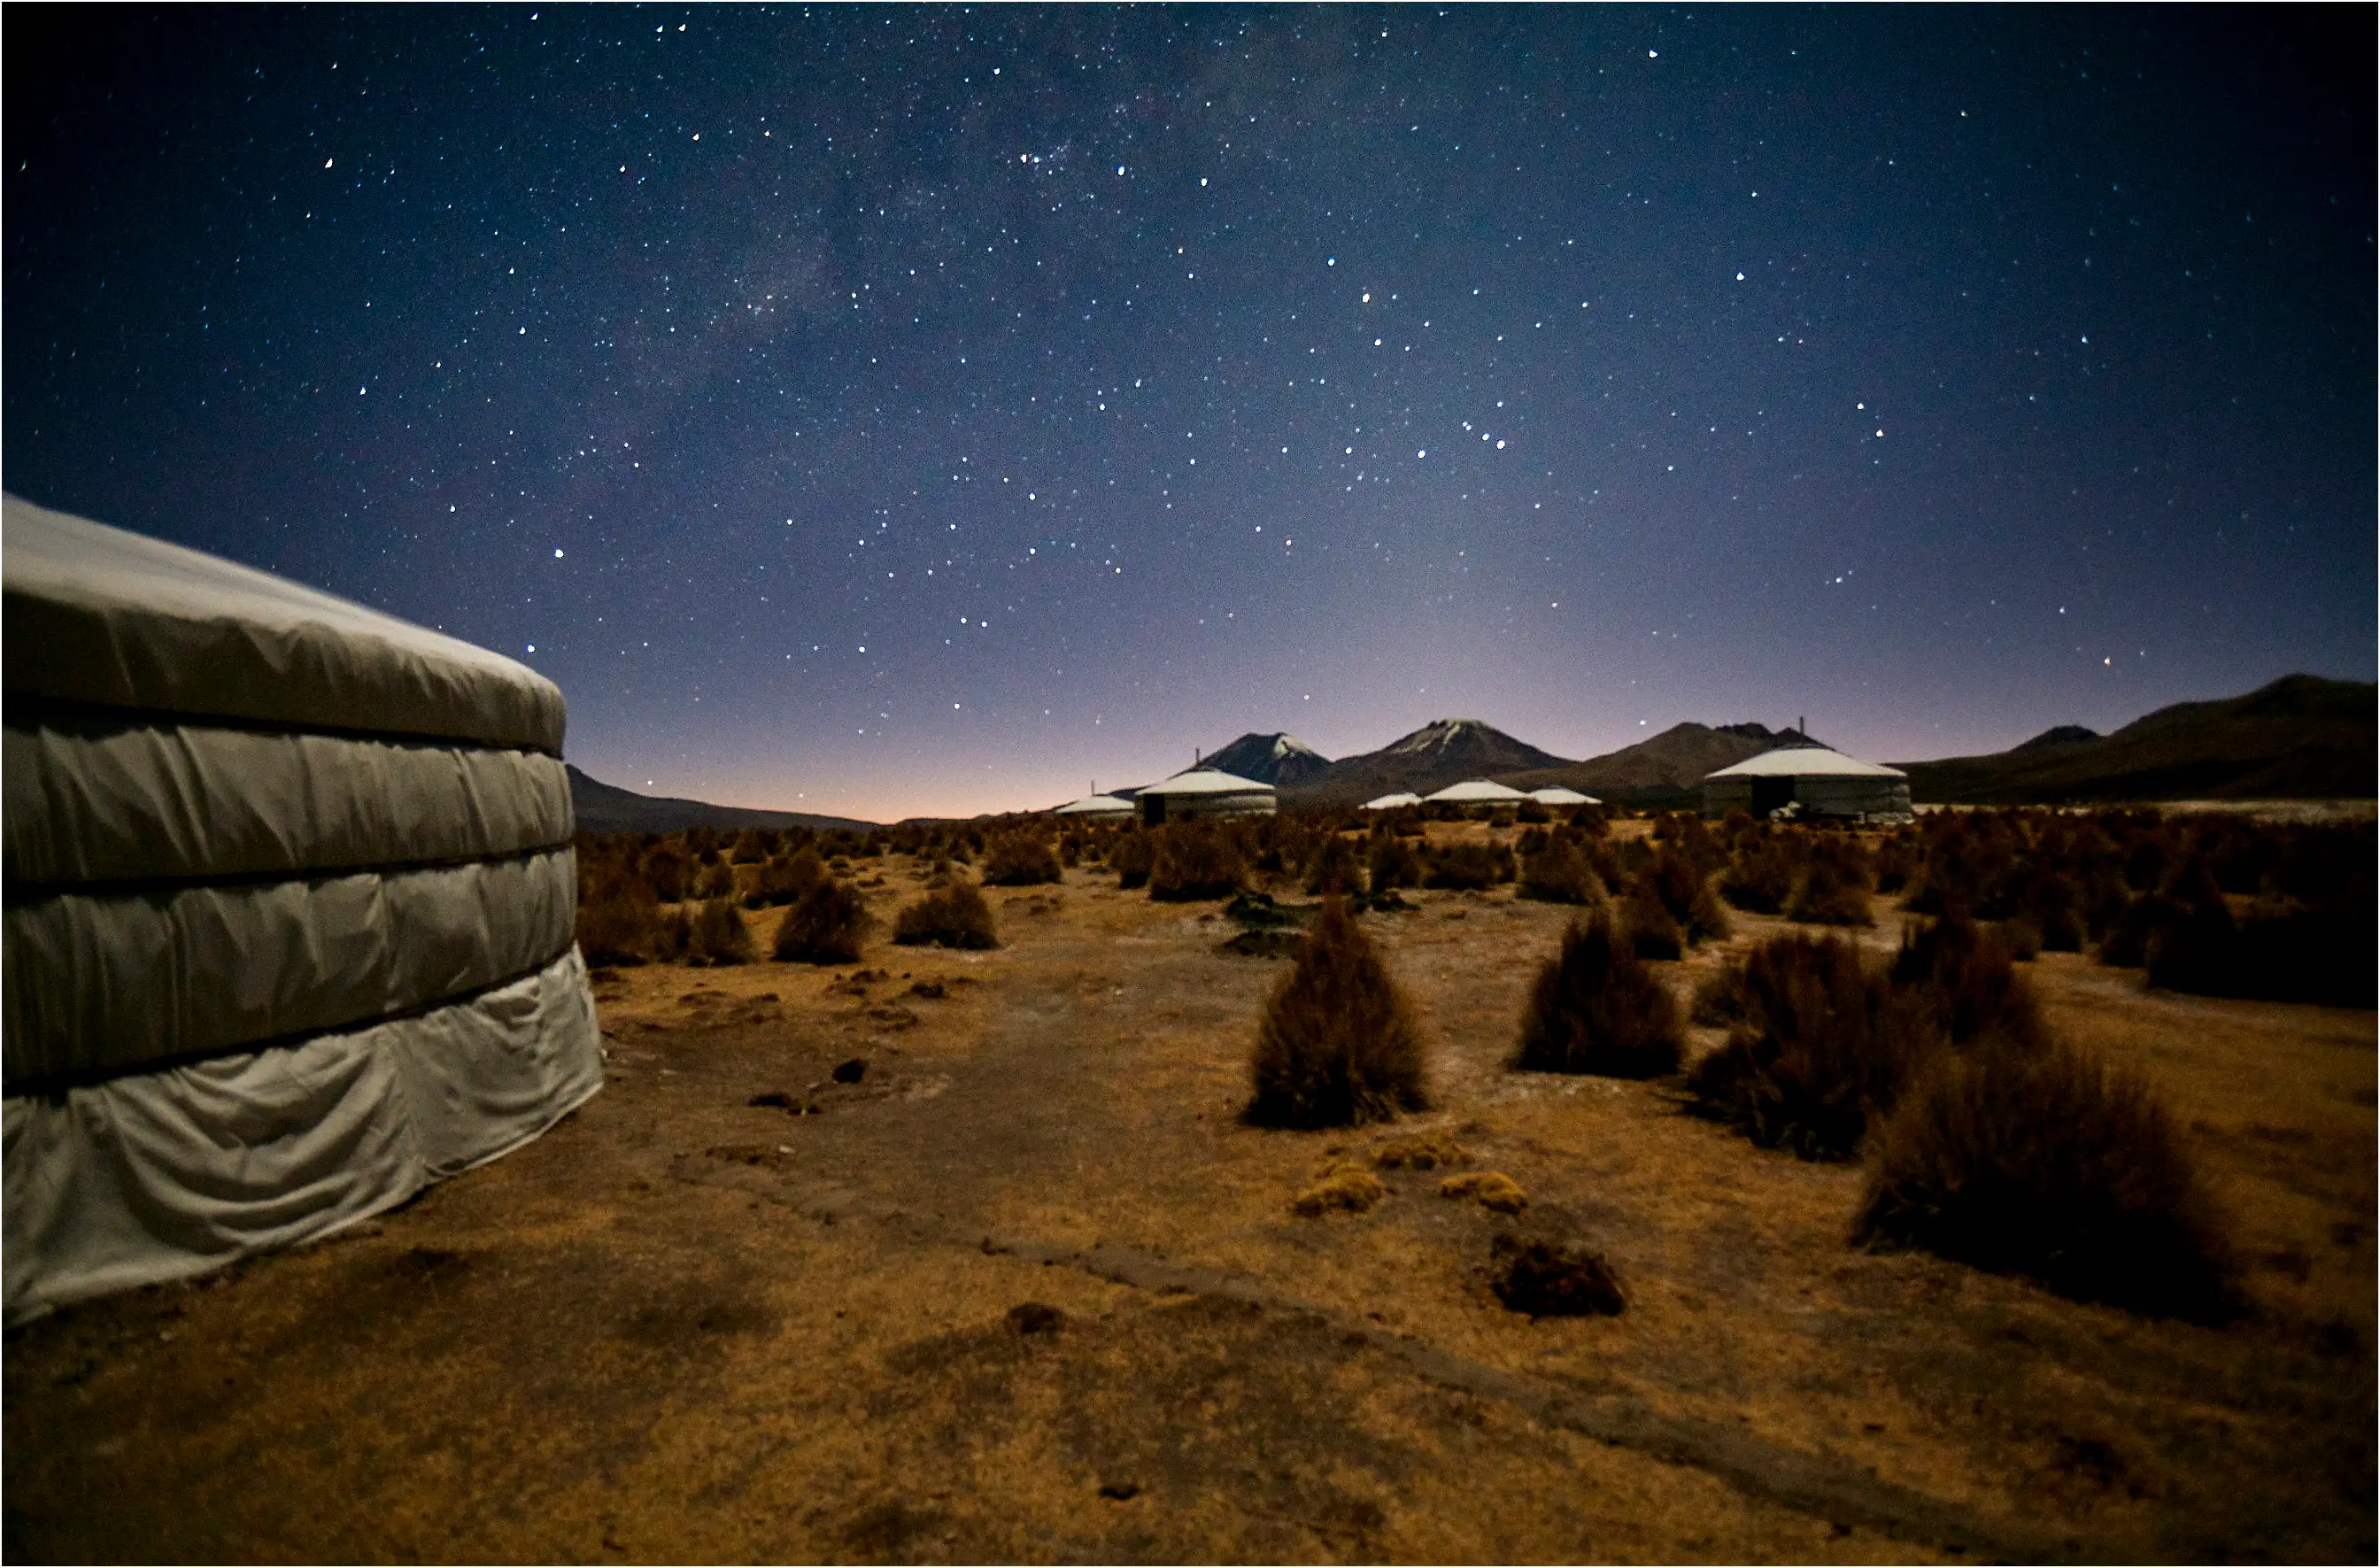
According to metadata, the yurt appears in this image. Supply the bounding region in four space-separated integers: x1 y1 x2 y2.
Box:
1702 745 1912 823
1052 789 1134 822
1526 786 1600 807
1360 792 1423 811
3 496 600 1323
1135 767 1275 825
1422 778 1530 814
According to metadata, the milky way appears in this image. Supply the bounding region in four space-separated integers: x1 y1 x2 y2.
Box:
7 7 2370 818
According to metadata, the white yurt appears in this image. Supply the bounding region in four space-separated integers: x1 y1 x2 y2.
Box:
3 496 600 1322
1702 745 1912 823
1422 778 1530 812
1051 789 1134 822
1135 767 1275 825
1359 792 1423 811
1526 786 1600 807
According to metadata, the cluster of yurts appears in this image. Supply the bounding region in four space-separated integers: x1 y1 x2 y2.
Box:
1049 745 1912 827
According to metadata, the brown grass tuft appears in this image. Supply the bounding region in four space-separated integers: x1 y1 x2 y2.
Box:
1513 915 1682 1078
1246 898 1430 1129
892 879 1001 949
772 878 873 964
981 831 1063 887
1148 821 1248 900
1856 1037 2238 1321
1490 1235 1626 1317
1518 836 1603 906
1440 1170 1528 1213
1788 860 1874 926
689 897 754 965
576 872 661 967
1290 1167 1387 1217
1687 932 1928 1161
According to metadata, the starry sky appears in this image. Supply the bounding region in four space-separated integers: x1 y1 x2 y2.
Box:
8 6 2371 821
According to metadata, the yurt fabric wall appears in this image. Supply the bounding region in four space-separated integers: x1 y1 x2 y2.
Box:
2 497 601 1323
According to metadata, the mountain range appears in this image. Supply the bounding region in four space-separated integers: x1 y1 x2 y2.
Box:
573 672 2371 829
567 766 877 834
1892 674 2374 804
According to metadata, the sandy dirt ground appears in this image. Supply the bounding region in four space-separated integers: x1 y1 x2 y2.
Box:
6 823 2374 1563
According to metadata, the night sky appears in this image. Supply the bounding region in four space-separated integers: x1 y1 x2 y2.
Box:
8 7 2371 820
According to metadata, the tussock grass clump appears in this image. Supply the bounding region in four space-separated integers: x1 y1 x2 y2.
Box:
1439 1170 1528 1213
1425 840 1514 891
1149 821 1247 900
651 905 693 963
640 841 692 902
1719 840 1794 914
1619 877 1685 961
746 850 825 910
1305 832 1366 896
1688 959 1750 1027
1513 916 1681 1078
773 878 873 963
1246 898 1429 1129
576 873 661 966
1518 836 1603 906
892 880 1000 949
1891 915 2045 1050
981 830 1062 887
689 897 753 964
1110 831 1154 889
1855 1038 2237 1321
1366 834 1423 892
1687 933 1927 1161
1490 1235 1626 1317
1787 860 1874 926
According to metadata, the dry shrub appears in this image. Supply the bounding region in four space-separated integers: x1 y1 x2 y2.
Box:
2148 897 2377 1007
1367 834 1423 892
1687 932 1927 1161
641 841 692 902
1619 877 1684 961
576 873 660 966
1439 1170 1527 1213
1999 916 2043 961
730 828 771 864
693 860 736 900
1891 915 2045 1050
1644 849 1732 944
1149 820 1248 900
1513 915 1681 1078
982 830 1062 887
1110 831 1154 889
773 878 873 963
1719 841 1794 914
1788 860 1874 926
1519 837 1602 906
651 905 692 963
1688 959 1749 1027
1426 840 1513 891
690 897 753 965
893 879 1000 949
746 850 825 910
1490 1235 1626 1317
1246 897 1429 1128
1856 1038 2237 1321
1290 1167 1386 1217
1305 832 1366 896
2099 892 2183 967
1516 800 1553 824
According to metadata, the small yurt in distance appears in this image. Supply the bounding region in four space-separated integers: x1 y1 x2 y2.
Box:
1052 790 1134 822
1526 786 1600 807
1422 778 1530 814
1360 792 1423 811
1702 745 1912 823
2 496 601 1323
1135 767 1275 825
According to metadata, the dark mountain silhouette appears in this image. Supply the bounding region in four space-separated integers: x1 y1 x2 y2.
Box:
2012 724 2102 753
568 765 877 834
1499 722 1821 808
1195 731 1334 787
1896 675 2375 803
1284 718 1571 806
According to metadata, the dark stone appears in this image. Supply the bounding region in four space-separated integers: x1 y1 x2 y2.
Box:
748 1091 796 1109
1490 1235 1626 1317
1098 1482 1141 1502
831 1058 867 1084
1006 1302 1066 1335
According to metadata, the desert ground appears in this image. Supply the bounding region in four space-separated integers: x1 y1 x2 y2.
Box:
5 820 2373 1564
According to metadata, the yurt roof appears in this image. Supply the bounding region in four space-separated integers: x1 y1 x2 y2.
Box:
1704 745 1905 781
1053 793 1135 815
1139 767 1274 797
3 495 566 753
1526 786 1600 805
1360 792 1423 810
1423 778 1530 803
